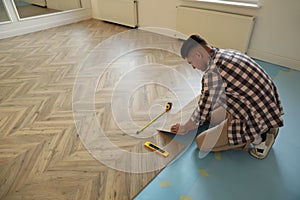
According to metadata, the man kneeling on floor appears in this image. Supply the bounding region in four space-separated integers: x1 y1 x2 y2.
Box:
170 35 284 159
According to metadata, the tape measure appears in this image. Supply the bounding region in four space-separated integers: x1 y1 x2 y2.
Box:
136 102 172 134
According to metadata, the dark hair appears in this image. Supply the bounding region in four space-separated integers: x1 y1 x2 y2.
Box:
180 35 208 59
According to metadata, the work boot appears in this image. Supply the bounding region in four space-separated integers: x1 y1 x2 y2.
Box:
249 128 279 159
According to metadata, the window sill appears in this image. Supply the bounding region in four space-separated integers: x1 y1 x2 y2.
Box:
182 0 260 9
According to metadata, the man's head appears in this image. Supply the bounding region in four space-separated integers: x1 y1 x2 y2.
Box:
181 35 210 71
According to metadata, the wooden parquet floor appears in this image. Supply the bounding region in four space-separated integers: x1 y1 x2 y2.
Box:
0 19 201 200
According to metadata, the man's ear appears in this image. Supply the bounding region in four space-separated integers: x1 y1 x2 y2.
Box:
195 49 203 59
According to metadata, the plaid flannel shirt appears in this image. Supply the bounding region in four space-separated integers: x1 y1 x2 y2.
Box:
191 48 284 145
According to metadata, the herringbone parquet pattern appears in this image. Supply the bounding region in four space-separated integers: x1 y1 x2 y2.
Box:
0 19 201 199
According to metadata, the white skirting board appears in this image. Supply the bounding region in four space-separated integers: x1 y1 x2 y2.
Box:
247 48 300 71
176 6 255 53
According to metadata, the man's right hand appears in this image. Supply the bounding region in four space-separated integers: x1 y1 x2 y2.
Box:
170 123 187 135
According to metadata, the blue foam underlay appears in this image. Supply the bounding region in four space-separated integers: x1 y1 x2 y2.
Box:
134 59 300 200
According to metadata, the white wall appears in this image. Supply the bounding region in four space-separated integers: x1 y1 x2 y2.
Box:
0 0 92 39
2 0 299 70
136 0 300 70
47 0 82 10
137 0 179 28
247 0 300 70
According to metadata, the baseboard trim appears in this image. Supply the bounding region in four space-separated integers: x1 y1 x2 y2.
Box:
247 48 300 71
138 27 187 40
0 8 92 39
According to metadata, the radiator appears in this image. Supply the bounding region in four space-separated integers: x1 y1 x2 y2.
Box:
176 6 255 53
98 0 138 28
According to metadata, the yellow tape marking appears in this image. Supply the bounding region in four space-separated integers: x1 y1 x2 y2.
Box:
278 69 292 76
198 169 209 177
180 195 192 200
214 152 222 160
159 181 171 188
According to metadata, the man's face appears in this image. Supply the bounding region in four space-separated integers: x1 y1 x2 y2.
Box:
186 46 209 71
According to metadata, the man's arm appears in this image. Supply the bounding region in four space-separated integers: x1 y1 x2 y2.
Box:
170 118 198 135
170 69 224 134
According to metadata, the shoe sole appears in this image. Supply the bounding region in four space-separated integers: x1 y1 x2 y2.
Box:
272 128 279 139
249 134 275 160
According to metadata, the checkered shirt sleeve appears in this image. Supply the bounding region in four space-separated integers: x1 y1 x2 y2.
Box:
190 66 225 125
